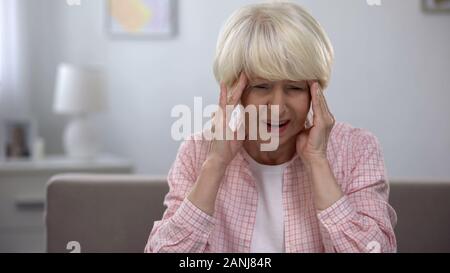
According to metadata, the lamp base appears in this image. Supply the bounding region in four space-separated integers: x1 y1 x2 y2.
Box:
63 116 100 159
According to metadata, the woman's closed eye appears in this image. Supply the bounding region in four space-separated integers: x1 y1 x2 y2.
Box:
287 85 306 91
252 84 270 90
249 83 307 91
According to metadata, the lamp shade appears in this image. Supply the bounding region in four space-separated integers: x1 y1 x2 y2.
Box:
53 63 106 114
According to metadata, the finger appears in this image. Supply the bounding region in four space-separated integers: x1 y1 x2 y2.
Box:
316 84 328 116
307 80 316 92
315 83 331 128
228 73 247 105
219 83 227 110
228 72 247 106
233 117 246 141
322 91 335 123
317 86 335 124
218 83 229 135
210 112 216 133
310 82 323 124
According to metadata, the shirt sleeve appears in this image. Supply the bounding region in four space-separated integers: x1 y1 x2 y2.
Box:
144 138 216 253
317 131 398 253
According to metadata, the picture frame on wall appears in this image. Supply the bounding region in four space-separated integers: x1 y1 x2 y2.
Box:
105 0 177 39
422 0 450 13
0 119 37 160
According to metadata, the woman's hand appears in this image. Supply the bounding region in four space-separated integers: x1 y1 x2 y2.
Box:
188 73 247 216
296 81 335 167
296 81 342 211
206 73 248 168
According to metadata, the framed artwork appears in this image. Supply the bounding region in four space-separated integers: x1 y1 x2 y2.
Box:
422 0 450 12
0 119 36 160
105 0 177 39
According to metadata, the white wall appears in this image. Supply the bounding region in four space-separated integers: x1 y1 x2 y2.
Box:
0 0 32 119
25 0 450 179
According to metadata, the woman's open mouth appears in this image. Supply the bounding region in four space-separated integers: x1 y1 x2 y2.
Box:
265 120 290 134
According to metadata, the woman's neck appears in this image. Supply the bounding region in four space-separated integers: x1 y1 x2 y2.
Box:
243 137 297 165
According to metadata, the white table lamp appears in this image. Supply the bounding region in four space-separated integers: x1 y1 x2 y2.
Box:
53 63 106 159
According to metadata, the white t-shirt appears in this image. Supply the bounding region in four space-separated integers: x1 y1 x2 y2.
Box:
244 150 292 253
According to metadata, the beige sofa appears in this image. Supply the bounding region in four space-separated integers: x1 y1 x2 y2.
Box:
46 174 169 253
46 174 450 253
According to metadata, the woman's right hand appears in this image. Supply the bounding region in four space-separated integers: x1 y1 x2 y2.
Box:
206 73 248 168
188 73 247 216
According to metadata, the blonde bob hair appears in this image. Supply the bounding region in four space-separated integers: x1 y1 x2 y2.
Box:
213 1 334 90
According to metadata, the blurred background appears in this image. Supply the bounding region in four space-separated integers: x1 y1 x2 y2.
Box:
1 0 450 177
0 0 449 253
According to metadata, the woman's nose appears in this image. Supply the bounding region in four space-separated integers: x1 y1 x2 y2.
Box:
268 86 287 117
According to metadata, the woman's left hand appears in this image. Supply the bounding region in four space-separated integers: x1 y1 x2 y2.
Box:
296 81 335 166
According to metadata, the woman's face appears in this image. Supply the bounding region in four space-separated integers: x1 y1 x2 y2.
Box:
240 78 311 148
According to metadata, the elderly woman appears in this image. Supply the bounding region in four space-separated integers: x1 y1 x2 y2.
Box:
145 1 397 253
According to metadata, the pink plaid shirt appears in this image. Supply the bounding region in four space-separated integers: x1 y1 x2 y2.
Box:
145 122 397 253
